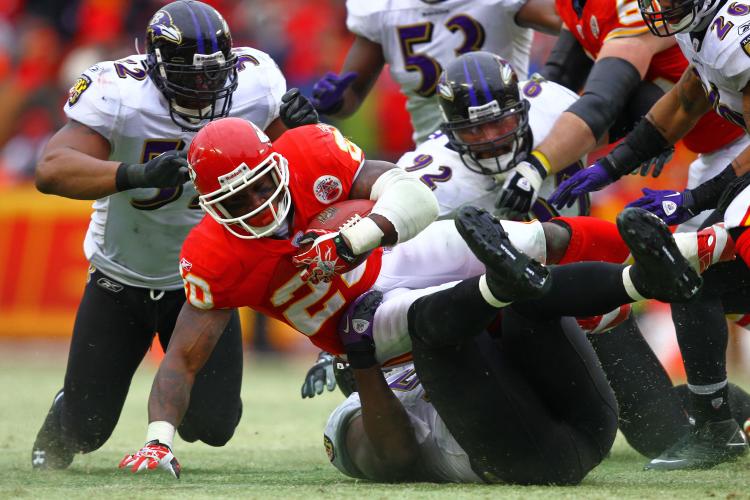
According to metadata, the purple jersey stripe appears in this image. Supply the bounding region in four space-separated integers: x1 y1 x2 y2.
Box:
197 2 219 53
184 2 205 54
472 57 492 102
462 59 478 107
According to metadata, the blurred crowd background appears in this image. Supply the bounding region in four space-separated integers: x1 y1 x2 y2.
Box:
0 0 747 378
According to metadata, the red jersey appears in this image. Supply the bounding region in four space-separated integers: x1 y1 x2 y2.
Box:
179 124 383 355
556 0 744 153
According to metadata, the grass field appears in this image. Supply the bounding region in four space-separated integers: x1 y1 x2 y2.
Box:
2 340 750 499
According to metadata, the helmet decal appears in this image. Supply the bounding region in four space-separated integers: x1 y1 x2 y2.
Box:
147 11 183 45
437 81 454 101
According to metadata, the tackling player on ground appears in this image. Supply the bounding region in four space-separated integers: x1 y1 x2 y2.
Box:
305 52 749 460
323 205 702 484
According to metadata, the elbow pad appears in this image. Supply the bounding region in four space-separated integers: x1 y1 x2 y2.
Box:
566 57 642 141
370 168 439 244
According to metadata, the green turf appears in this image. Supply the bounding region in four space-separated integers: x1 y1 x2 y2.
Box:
1 344 749 499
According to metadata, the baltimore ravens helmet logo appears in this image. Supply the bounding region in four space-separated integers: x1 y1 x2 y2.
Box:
147 11 182 45
437 82 454 101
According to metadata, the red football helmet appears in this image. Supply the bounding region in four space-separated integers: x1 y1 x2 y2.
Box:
188 117 291 239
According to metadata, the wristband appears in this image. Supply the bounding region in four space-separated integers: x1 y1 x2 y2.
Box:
115 163 133 191
346 348 378 370
146 420 176 449
529 150 551 176
340 216 385 255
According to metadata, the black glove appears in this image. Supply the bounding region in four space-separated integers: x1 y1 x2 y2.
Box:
116 150 188 191
280 88 319 129
300 351 336 399
632 146 674 178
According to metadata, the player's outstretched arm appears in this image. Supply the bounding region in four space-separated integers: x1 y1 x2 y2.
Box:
496 33 675 215
338 291 419 481
120 302 232 477
36 119 189 200
549 68 710 209
538 33 677 172
345 365 420 482
311 36 385 117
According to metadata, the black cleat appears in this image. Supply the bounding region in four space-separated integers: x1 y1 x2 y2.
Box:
455 206 550 302
617 208 702 303
32 390 74 470
644 419 748 470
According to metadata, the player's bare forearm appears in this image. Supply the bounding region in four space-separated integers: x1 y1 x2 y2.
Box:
730 144 750 176
537 112 599 173
516 0 562 34
148 303 233 425
646 68 710 144
333 36 385 117
35 120 119 199
353 366 418 476
148 355 195 426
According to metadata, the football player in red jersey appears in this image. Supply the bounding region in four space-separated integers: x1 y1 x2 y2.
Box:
119 117 440 476
30 0 319 473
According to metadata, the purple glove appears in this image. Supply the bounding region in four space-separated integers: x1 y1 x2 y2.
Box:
311 71 358 115
626 188 697 226
338 289 383 369
548 161 617 209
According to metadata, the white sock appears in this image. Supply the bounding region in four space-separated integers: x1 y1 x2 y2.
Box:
478 274 511 308
498 219 547 263
687 379 728 395
622 266 646 301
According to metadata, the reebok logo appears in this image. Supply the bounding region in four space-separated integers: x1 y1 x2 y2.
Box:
97 277 124 293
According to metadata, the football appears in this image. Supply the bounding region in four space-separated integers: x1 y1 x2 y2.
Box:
307 199 376 232
302 199 377 270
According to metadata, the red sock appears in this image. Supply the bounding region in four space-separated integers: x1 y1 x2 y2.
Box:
555 216 630 264
734 229 750 268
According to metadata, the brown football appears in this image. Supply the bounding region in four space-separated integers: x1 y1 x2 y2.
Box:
304 199 376 269
307 199 376 232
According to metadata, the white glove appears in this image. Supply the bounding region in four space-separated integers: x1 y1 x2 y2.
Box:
119 440 181 479
495 154 547 218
